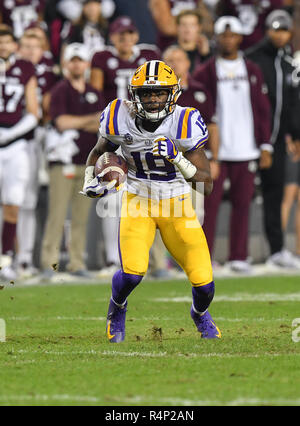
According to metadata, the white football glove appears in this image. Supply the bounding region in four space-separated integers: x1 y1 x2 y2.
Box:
81 166 117 199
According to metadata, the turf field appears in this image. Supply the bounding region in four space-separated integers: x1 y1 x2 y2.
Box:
0 275 300 406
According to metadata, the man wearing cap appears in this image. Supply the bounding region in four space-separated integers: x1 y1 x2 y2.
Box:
216 0 284 51
40 43 105 280
193 16 273 273
246 9 300 268
90 16 160 104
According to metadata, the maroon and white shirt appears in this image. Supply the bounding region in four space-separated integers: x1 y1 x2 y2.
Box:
0 0 45 39
35 53 59 96
218 0 284 50
0 56 35 128
193 56 272 154
91 44 160 104
50 79 105 165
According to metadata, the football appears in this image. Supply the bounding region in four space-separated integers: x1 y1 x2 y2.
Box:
94 152 128 187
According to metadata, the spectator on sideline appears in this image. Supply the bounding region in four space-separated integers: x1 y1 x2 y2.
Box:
0 0 46 39
22 25 60 119
246 9 300 268
149 0 214 52
64 0 108 58
281 136 300 263
216 0 285 50
193 16 273 273
44 0 115 63
40 43 104 280
0 27 39 281
24 21 52 53
90 16 160 103
17 32 59 278
163 45 219 179
156 44 219 277
111 0 157 45
176 9 212 73
56 0 115 23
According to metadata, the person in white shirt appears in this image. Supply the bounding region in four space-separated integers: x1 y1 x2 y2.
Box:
193 16 273 273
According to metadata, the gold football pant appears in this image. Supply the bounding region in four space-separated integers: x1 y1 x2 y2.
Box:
118 192 213 286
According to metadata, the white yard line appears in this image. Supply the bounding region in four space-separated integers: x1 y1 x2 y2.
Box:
13 349 300 359
6 316 291 323
152 293 300 303
0 394 299 406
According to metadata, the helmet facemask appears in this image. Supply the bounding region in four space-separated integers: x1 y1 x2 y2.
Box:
129 84 182 122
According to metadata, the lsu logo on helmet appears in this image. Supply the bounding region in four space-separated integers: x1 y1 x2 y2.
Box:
128 60 182 122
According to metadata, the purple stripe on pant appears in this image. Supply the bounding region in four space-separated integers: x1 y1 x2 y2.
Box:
203 161 256 261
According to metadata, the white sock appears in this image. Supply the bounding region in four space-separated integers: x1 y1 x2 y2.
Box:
17 209 36 266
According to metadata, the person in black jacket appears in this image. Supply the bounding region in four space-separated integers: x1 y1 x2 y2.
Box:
246 9 300 268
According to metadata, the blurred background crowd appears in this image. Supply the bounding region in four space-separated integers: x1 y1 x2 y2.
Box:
1 0 300 282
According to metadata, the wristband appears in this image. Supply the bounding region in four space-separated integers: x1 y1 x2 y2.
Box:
84 166 95 187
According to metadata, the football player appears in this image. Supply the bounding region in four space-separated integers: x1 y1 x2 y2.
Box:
82 60 221 341
90 16 161 276
0 26 39 280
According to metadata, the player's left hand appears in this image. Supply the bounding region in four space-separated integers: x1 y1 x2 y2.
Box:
152 136 181 163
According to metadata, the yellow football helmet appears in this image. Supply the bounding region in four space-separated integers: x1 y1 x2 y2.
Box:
129 60 181 122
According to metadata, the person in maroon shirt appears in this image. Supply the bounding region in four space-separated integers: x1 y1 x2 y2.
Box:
176 9 212 73
149 0 214 52
40 43 104 280
193 16 273 273
0 0 45 39
90 16 160 104
17 31 60 277
216 0 284 50
0 26 39 281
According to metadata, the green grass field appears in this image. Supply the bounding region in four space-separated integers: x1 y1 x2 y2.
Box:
0 275 300 406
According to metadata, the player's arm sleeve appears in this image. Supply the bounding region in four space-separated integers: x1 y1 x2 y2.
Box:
175 108 209 153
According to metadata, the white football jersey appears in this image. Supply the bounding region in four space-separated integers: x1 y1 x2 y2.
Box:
99 99 209 200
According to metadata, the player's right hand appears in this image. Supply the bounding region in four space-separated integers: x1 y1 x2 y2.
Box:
81 175 117 199
81 166 118 199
